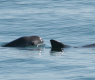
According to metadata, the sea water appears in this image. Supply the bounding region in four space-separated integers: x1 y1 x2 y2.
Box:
0 0 95 80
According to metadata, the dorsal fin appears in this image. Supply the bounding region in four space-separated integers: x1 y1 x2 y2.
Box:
50 39 68 48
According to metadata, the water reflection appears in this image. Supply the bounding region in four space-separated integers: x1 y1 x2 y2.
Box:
51 48 64 52
50 48 64 56
18 47 44 51
17 47 44 57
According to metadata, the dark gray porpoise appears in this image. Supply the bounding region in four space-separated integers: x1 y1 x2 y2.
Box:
50 39 95 49
3 36 44 47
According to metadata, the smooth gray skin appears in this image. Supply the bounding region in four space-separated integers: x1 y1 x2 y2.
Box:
50 39 95 49
3 36 44 47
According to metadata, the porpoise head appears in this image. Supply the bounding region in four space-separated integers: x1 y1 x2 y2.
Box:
29 36 44 46
2 36 44 47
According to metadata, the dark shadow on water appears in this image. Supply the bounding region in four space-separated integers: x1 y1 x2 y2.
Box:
50 48 65 56
51 48 64 52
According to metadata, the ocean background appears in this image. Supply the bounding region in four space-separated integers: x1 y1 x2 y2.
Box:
0 0 95 80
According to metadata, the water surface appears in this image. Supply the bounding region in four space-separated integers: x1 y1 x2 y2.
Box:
0 0 95 80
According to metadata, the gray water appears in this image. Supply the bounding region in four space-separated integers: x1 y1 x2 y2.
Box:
0 0 95 80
